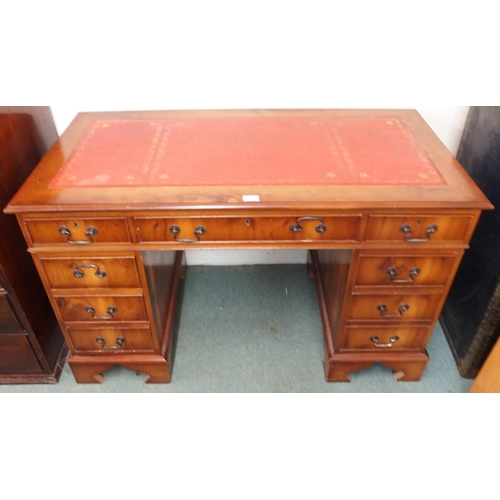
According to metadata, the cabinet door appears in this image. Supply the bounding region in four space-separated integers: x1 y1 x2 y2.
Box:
0 335 43 374
0 295 24 334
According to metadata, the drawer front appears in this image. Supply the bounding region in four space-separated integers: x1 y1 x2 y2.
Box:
25 218 131 245
365 215 472 243
0 335 43 374
40 256 141 289
343 325 431 351
348 294 442 321
135 215 361 243
68 327 154 352
0 295 24 334
354 254 458 287
55 294 147 322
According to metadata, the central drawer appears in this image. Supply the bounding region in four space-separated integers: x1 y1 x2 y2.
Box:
135 215 361 243
0 295 24 334
54 294 148 323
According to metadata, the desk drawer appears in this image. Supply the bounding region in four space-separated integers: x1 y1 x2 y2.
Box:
25 217 131 245
68 327 154 353
353 254 459 287
55 294 147 323
0 295 24 334
343 325 431 351
39 255 141 289
365 215 473 244
348 293 442 321
135 215 361 243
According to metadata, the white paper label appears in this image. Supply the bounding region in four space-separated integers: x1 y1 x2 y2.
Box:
242 195 260 202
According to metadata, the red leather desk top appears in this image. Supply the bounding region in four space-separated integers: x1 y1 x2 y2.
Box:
49 116 445 188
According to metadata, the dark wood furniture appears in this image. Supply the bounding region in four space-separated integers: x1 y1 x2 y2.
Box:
0 107 68 383
5 109 491 383
440 106 500 378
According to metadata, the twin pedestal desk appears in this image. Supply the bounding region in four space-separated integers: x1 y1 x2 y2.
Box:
5 109 491 384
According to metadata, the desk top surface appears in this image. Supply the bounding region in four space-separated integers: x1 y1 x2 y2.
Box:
6 109 491 213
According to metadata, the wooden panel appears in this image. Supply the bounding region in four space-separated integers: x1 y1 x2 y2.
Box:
315 249 353 346
0 107 66 381
365 215 473 243
141 250 178 345
343 325 431 351
0 295 24 333
348 293 442 321
0 335 43 374
39 255 141 289
25 217 131 245
353 253 459 287
135 215 361 243
68 327 154 353
54 294 147 322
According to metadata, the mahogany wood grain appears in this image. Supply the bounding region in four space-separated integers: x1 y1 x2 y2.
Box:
0 295 25 333
0 107 67 383
0 335 43 374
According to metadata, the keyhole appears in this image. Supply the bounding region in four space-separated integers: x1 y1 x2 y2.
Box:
73 222 79 228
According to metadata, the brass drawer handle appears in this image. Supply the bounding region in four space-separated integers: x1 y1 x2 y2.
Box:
289 216 327 234
377 303 409 318
370 335 400 348
169 225 206 243
95 337 125 349
386 267 420 284
59 225 98 245
399 224 438 243
85 306 117 320
73 263 107 279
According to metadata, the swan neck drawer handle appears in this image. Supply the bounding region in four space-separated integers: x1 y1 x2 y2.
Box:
399 224 438 243
370 336 400 348
59 226 98 245
377 303 409 318
95 337 125 349
169 225 206 243
85 306 117 320
73 263 107 279
289 216 327 234
386 267 420 283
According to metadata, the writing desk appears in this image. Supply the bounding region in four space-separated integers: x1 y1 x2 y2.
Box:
5 109 492 383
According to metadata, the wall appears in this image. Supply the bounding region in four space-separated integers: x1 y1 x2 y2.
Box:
3 2 479 266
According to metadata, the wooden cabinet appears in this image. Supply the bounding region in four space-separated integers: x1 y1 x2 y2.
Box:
440 107 500 378
0 107 68 383
5 109 491 384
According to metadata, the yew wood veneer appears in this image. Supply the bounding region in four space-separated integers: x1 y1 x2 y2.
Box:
4 109 492 384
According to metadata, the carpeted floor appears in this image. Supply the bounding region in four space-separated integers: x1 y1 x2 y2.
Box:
0 264 473 393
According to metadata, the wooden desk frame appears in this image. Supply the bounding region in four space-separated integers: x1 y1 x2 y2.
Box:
5 109 492 384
